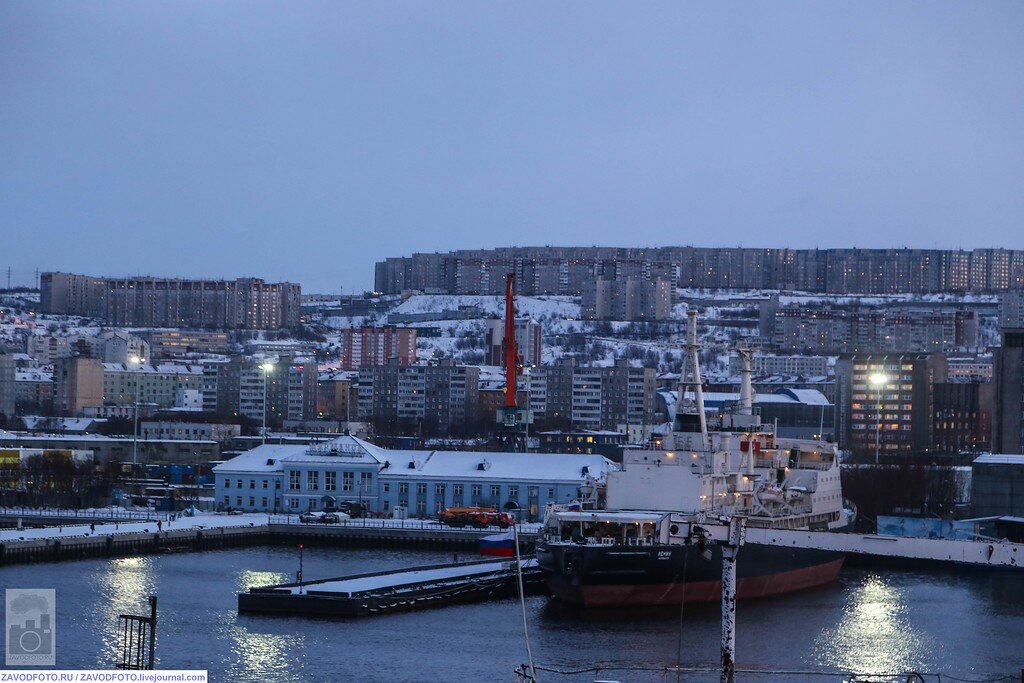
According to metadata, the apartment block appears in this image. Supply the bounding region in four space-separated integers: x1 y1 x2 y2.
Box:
484 318 542 368
142 330 230 358
772 308 977 354
140 421 241 443
582 278 672 321
375 247 1024 295
932 382 993 453
993 329 1024 454
357 359 480 430
102 363 203 409
727 353 830 377
528 358 656 430
835 353 947 457
0 352 15 417
338 326 417 370
53 356 104 416
40 272 301 329
317 371 359 421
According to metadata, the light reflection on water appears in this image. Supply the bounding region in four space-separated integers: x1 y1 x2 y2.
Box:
813 572 929 675
94 556 157 667
1 548 1021 681
237 569 290 592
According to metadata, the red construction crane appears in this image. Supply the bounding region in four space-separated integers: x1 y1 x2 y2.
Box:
502 273 522 410
496 273 531 450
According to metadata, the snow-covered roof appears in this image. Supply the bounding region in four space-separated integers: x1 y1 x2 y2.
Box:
212 444 300 473
213 434 387 473
102 362 201 374
700 389 831 407
19 416 103 432
213 438 617 484
381 451 615 483
974 454 1024 466
16 369 52 382
318 369 358 382
781 389 831 406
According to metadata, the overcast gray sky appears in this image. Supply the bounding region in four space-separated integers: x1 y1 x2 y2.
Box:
2 2 1022 293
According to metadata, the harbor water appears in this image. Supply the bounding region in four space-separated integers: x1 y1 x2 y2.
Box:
2 546 1023 681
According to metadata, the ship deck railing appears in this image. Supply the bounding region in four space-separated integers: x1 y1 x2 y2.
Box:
549 536 659 547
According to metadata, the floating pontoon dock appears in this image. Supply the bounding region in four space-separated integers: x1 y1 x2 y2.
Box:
238 557 543 617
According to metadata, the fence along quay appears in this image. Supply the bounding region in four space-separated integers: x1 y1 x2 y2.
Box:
0 513 539 565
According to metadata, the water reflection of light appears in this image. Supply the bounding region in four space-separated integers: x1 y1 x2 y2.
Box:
227 627 304 681
813 573 927 676
237 570 289 592
96 557 157 666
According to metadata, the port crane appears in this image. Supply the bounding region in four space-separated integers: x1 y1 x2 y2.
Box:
496 272 532 451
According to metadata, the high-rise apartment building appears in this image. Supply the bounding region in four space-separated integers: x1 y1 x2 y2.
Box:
53 356 104 416
102 363 203 409
338 326 417 370
141 330 230 358
375 247 1024 295
932 382 993 453
581 278 673 321
772 308 977 354
835 353 947 457
484 318 542 368
40 272 301 329
727 353 830 378
993 329 1024 454
0 353 15 417
357 359 480 431
527 358 656 430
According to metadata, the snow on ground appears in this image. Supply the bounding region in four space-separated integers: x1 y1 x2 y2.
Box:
294 556 538 594
389 294 581 320
322 315 372 329
0 511 542 543
0 511 270 541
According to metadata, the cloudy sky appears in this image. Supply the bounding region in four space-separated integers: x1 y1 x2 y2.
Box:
2 2 1022 292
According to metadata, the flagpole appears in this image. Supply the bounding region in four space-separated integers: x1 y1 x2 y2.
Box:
513 520 536 682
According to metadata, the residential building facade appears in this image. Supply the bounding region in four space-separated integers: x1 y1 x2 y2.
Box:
338 326 417 370
993 329 1024 454
41 272 301 329
834 353 948 457
376 247 1024 295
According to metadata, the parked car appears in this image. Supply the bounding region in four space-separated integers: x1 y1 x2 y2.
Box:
299 511 350 524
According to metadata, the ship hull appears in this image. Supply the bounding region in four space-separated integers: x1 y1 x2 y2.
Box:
538 541 844 607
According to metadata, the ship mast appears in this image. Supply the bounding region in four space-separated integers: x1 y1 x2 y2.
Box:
674 308 709 450
736 342 754 416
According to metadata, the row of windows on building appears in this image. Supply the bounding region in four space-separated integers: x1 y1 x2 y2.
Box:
286 470 374 492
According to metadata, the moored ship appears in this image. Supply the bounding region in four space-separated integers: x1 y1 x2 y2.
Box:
537 310 850 607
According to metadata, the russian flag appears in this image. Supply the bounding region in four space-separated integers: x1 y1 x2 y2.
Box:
479 530 516 557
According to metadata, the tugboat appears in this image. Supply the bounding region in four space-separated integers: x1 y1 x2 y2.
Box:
536 310 849 607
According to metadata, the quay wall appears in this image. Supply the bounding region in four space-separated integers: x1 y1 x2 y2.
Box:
0 521 537 566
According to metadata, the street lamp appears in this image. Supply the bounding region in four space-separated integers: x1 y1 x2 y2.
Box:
868 372 888 465
128 355 147 470
260 362 275 444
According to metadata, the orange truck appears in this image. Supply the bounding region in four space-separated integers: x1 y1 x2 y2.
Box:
438 506 514 529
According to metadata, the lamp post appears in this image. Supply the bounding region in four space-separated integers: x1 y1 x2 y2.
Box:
129 355 147 470
260 362 275 444
868 372 888 465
